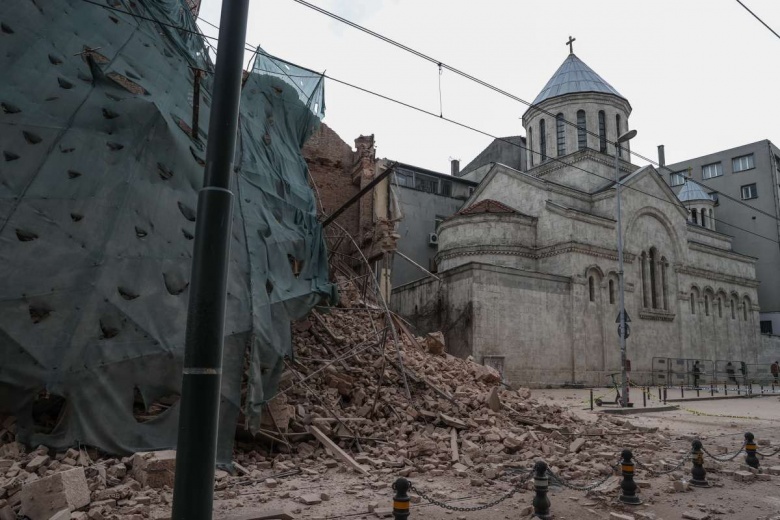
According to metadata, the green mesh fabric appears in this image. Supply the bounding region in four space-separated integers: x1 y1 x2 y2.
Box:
0 0 334 464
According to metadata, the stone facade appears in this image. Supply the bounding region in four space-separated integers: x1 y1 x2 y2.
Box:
391 54 762 387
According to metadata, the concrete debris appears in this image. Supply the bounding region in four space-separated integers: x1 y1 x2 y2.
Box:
20 467 90 520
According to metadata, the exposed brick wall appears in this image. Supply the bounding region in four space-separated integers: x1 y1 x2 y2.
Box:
303 123 360 240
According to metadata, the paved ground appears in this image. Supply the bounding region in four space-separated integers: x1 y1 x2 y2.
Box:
214 388 780 520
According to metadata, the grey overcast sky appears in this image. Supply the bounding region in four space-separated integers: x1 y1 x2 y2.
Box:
197 0 780 174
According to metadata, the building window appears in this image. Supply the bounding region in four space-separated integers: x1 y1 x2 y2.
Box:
691 208 698 225
528 128 534 167
615 114 622 157
609 279 615 304
641 252 649 308
598 111 607 153
718 297 722 318
649 248 658 309
731 298 736 319
732 154 754 173
440 180 452 197
741 183 758 200
556 113 565 156
701 210 707 228
743 299 749 321
588 276 595 302
539 119 547 162
702 162 723 179
577 110 587 150
761 320 773 334
415 174 438 193
670 172 686 186
394 171 414 187
467 187 475 196
704 295 709 316
690 294 696 314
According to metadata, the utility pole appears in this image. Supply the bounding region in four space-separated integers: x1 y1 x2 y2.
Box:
615 129 637 408
171 1 250 519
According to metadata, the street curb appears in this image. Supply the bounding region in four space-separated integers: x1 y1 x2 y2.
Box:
599 405 679 414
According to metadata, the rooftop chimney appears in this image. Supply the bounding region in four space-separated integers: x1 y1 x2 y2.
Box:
657 145 665 168
451 159 460 176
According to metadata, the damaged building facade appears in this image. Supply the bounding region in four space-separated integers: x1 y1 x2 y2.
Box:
391 53 763 386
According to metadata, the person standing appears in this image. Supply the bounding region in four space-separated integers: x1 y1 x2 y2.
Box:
771 361 779 384
692 361 701 389
726 362 737 384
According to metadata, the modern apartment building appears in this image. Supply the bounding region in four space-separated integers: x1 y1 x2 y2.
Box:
663 140 780 334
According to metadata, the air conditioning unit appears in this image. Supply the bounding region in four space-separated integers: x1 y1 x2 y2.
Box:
428 233 439 246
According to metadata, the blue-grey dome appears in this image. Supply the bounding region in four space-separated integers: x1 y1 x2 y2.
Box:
532 54 625 105
678 180 715 202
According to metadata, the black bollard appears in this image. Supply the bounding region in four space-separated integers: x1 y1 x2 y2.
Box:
663 387 667 404
725 384 728 396
643 387 646 408
658 386 662 401
619 449 642 505
590 388 594 411
681 385 684 398
690 440 710 487
744 433 760 469
710 384 714 397
392 477 410 519
532 460 552 519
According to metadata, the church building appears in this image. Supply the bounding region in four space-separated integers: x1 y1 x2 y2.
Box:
391 48 761 386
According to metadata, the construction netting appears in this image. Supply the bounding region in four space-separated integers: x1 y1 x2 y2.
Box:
0 0 334 465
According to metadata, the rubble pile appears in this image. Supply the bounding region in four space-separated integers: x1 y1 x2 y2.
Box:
0 274 680 519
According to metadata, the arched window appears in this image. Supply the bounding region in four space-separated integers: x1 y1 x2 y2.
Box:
691 208 698 225
616 114 622 157
641 252 649 308
661 257 669 310
718 297 722 318
649 248 658 309
690 294 696 314
731 298 736 319
528 127 534 167
709 209 714 229
598 111 607 153
705 295 710 316
556 113 565 156
609 279 615 304
743 299 749 321
589 276 595 302
701 210 707 228
577 110 587 150
539 119 547 162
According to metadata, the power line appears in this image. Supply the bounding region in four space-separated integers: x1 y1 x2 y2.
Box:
78 0 780 247
288 0 780 227
735 0 780 41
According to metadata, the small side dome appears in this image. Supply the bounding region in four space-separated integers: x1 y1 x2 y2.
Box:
677 180 714 203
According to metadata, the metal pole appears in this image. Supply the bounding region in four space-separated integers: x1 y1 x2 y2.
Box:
616 144 628 408
171 1 250 519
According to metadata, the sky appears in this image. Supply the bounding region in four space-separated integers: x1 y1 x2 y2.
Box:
196 0 780 174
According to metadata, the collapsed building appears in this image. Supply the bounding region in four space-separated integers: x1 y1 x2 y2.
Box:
0 0 334 463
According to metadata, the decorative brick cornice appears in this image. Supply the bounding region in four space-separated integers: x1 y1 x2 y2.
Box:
639 309 676 322
437 241 635 264
675 265 760 288
546 201 615 229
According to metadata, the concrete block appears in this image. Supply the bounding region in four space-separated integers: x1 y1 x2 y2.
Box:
131 451 176 489
734 470 755 482
20 468 90 520
681 511 710 520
